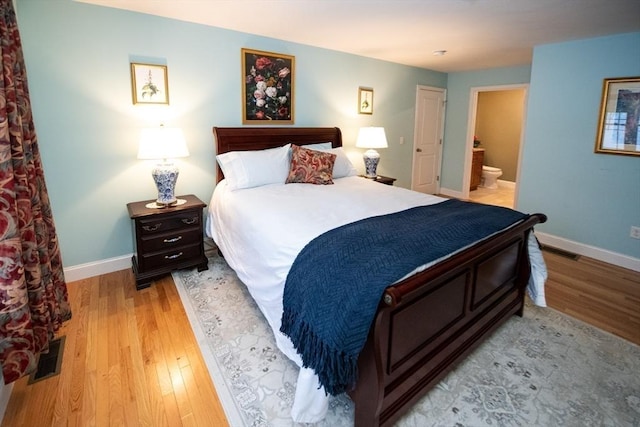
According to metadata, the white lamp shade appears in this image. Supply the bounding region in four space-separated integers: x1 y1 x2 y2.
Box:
355 127 388 149
138 127 189 160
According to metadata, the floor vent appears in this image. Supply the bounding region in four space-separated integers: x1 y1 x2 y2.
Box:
28 336 65 384
541 245 580 261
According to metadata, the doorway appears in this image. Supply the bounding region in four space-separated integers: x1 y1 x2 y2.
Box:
466 84 528 208
411 85 446 194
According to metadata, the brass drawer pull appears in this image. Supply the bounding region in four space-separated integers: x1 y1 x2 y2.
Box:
143 223 162 232
182 218 198 225
163 236 182 243
164 252 183 260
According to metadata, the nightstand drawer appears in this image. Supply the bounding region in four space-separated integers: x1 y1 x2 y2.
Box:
139 227 201 252
140 243 203 271
137 212 201 235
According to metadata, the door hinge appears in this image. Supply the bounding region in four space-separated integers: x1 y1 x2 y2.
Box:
437 175 440 182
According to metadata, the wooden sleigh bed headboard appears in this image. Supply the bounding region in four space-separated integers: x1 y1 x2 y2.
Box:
213 126 342 183
210 125 547 427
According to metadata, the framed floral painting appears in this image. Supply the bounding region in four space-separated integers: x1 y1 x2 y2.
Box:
130 63 169 105
242 48 295 124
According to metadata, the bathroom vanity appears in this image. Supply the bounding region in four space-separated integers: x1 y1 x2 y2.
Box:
470 148 485 190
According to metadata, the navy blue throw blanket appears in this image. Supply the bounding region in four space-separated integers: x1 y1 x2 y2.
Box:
280 199 527 395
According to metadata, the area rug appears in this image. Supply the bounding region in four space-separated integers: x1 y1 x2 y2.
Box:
172 254 640 427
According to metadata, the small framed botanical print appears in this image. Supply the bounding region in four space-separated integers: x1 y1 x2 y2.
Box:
358 87 373 114
130 63 169 105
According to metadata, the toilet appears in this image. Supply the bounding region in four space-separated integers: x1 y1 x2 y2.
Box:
481 166 502 189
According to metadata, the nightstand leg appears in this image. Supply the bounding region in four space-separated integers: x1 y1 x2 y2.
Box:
131 255 152 290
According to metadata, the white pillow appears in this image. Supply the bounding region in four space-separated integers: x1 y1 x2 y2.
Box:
216 143 291 190
306 145 358 178
304 142 333 150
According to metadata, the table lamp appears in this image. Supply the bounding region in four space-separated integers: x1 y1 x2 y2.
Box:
356 126 388 178
138 125 189 207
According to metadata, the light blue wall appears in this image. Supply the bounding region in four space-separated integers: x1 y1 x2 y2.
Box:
441 66 531 190
16 0 446 267
519 32 640 258
15 1 640 267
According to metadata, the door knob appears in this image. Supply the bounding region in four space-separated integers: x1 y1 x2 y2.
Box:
416 148 422 152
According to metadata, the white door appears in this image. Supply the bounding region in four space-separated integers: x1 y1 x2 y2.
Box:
411 86 445 194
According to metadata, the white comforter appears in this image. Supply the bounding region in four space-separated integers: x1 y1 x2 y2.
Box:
206 176 547 423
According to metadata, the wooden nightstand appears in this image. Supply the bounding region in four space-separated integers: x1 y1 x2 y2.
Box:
127 194 208 290
360 175 397 186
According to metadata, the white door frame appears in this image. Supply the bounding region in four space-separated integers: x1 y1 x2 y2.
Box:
411 84 446 194
464 83 529 206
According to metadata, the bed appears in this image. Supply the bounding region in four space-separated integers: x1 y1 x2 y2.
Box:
207 126 548 426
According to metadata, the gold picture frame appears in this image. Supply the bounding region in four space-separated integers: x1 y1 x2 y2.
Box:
594 76 640 156
241 48 295 124
130 63 169 105
358 87 373 114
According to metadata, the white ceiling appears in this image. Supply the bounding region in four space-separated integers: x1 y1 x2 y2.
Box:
77 0 640 72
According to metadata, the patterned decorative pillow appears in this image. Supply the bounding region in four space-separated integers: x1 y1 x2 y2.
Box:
286 144 337 185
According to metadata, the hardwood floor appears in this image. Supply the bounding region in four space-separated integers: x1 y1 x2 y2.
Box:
1 269 228 427
543 249 640 345
2 250 638 426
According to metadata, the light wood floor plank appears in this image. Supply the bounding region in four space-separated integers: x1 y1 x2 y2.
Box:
81 275 100 427
95 282 110 426
68 282 88 423
119 345 140 427
185 344 228 426
128 294 154 427
169 360 194 423
144 330 171 427
161 392 184 427
81 370 97 427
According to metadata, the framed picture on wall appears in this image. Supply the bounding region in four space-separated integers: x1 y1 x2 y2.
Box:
594 76 640 156
130 63 169 105
241 48 295 124
358 87 373 114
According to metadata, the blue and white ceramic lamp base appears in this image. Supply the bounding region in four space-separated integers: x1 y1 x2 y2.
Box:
363 149 381 178
149 162 184 208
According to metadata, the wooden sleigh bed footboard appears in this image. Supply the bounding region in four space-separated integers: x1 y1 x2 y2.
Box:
349 213 547 427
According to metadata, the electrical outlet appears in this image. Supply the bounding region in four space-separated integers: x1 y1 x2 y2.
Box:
631 226 640 239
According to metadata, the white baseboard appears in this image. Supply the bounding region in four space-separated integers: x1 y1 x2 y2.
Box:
497 179 516 189
535 232 640 272
439 187 464 199
63 254 133 282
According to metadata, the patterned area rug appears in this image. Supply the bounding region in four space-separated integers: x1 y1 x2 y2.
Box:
172 254 640 427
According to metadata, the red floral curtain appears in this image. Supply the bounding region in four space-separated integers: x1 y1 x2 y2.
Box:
0 0 71 383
